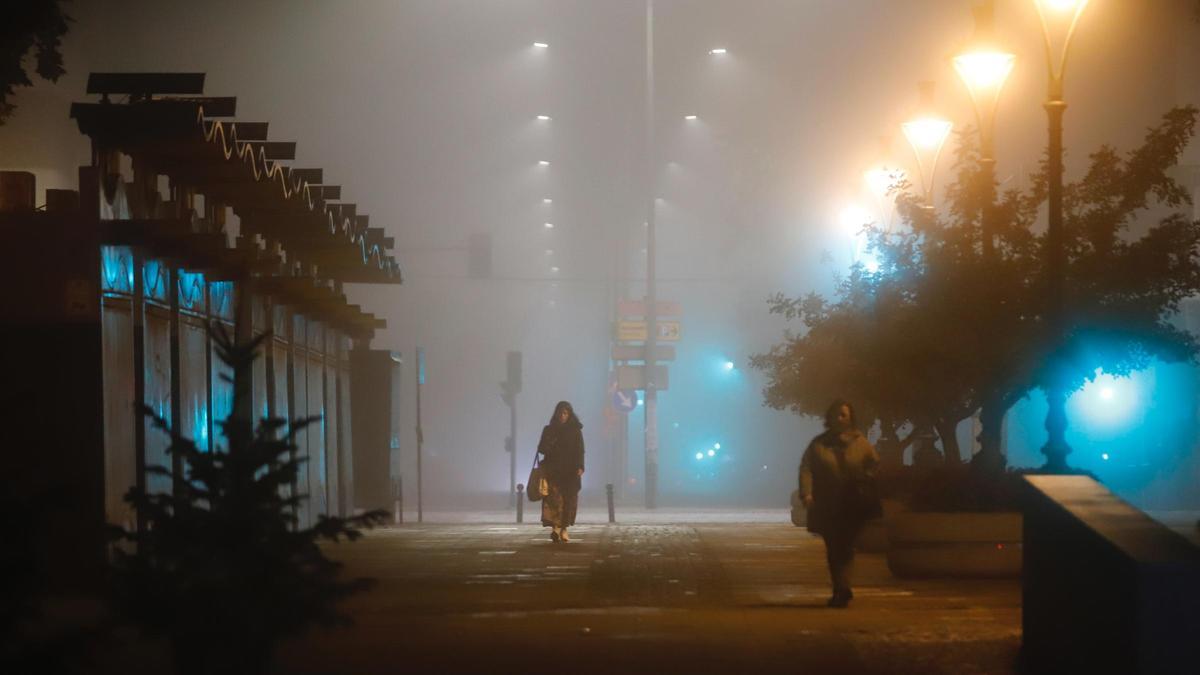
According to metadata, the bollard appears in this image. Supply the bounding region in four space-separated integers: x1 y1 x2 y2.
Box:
393 476 404 525
606 483 615 524
516 484 524 523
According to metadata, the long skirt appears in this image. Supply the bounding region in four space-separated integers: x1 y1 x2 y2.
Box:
541 481 579 528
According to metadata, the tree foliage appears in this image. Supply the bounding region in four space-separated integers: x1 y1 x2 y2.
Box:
0 0 71 125
752 106 1200 468
109 325 387 675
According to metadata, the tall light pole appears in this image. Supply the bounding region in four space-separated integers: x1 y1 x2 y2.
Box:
954 2 1016 470
901 81 953 209
643 0 659 509
1035 0 1090 472
954 0 1015 259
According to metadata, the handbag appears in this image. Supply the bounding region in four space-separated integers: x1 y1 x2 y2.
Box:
526 452 549 502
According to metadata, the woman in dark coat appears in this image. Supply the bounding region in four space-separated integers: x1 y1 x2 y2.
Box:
538 401 585 542
799 399 881 607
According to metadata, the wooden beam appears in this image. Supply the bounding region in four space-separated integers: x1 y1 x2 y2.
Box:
229 122 269 140
236 141 296 160
87 72 206 96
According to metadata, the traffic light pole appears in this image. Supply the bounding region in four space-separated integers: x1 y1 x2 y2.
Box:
504 385 517 507
643 0 659 510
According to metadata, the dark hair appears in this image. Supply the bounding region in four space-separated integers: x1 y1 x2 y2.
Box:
549 400 577 426
823 399 857 430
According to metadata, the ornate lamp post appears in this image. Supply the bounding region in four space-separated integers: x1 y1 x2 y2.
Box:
1034 0 1090 472
953 1 1015 258
901 81 954 209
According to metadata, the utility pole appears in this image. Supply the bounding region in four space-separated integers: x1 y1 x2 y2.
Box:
643 0 659 509
502 351 521 507
415 346 425 523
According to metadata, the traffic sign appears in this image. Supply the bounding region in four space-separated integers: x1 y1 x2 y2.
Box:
616 364 669 391
612 345 675 362
612 389 638 413
618 299 682 318
616 320 681 342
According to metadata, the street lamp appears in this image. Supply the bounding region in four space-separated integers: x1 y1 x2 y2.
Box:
864 166 905 231
901 82 953 208
1034 0 1090 472
953 1 1015 258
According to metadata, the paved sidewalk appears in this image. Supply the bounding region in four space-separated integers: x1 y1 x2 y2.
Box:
272 517 1021 674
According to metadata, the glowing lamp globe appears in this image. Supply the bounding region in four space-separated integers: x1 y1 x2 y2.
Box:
901 118 952 152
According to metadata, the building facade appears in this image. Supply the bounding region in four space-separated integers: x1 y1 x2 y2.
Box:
0 73 400 588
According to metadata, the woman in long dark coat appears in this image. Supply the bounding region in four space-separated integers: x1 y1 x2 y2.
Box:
799 399 881 607
538 401 585 542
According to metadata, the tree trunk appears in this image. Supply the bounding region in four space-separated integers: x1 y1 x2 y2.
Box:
877 417 903 468
934 418 961 465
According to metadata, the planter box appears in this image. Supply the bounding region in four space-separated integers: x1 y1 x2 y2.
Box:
887 512 1022 578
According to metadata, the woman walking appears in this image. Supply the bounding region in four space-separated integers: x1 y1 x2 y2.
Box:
799 399 881 608
538 401 585 542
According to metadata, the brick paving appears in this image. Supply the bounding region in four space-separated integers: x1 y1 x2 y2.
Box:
270 511 1021 674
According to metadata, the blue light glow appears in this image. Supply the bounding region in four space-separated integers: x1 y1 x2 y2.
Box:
713 443 721 450
695 452 704 460
707 449 716 457
1071 369 1142 435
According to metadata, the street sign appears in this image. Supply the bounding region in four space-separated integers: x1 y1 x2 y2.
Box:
612 389 638 413
616 320 681 342
618 299 683 318
612 345 675 362
616 364 669 391
655 322 680 341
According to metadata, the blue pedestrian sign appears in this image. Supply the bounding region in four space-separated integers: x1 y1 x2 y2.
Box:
613 389 638 414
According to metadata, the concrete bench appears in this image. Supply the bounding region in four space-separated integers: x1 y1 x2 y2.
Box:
1022 475 1200 674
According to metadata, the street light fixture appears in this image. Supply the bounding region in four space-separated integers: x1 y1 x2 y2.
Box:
538 160 550 166
863 166 905 231
684 115 698 120
533 42 549 49
543 198 553 204
1034 0 1090 472
544 222 554 229
953 1 1015 257
537 115 551 121
708 48 727 55
901 82 953 208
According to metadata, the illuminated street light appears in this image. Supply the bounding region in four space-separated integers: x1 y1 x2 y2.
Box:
723 361 735 372
543 198 553 204
684 115 698 120
543 222 554 229
537 115 551 121
533 42 549 49
538 160 550 166
954 1 1015 259
708 48 727 55
1035 0 1091 472
714 443 721 450
695 452 704 460
901 82 953 208
864 166 905 231
707 449 716 457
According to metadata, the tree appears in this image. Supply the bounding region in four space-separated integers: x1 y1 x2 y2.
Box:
109 325 386 675
0 0 71 125
753 106 1200 472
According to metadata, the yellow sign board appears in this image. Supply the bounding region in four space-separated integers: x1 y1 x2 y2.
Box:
616 320 681 342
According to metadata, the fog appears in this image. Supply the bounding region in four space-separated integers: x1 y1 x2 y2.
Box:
3 0 1198 509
